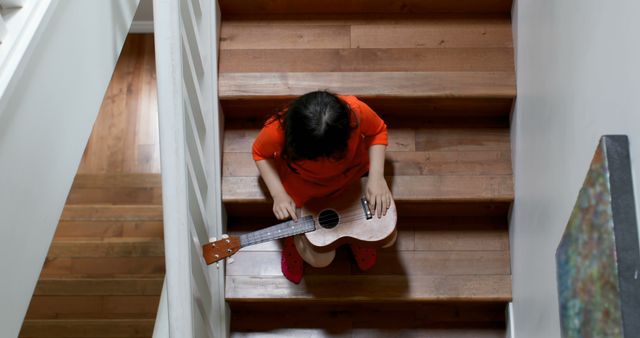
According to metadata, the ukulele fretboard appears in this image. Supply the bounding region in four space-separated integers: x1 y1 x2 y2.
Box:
239 215 316 247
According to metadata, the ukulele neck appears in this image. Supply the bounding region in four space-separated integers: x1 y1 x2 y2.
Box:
239 215 316 247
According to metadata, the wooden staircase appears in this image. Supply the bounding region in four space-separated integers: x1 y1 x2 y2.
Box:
219 0 514 336
20 174 164 338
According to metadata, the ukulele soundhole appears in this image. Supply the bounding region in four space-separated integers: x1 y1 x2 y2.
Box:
318 209 339 229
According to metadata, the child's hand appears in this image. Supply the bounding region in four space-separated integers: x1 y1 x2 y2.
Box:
273 192 298 221
365 176 393 218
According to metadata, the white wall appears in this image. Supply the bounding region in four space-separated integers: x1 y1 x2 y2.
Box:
512 0 640 336
0 1 138 337
131 0 153 32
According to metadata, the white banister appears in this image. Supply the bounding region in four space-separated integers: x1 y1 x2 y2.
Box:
153 0 227 337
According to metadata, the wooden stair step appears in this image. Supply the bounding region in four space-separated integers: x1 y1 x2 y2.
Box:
67 174 162 205
223 126 512 177
41 256 165 277
25 295 160 320
219 0 513 16
46 238 164 258
19 319 154 337
60 205 163 222
225 219 510 303
228 216 509 252
221 48 514 73
219 71 515 100
34 276 163 296
54 220 163 239
219 16 514 117
220 17 513 50
230 302 506 337
223 175 513 203
227 275 511 302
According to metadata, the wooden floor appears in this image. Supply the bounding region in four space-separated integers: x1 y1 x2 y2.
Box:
20 34 162 338
78 34 160 175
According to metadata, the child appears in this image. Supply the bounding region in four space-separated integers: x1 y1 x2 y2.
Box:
252 91 393 283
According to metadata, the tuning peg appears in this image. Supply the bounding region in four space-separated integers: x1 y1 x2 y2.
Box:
215 262 220 269
221 234 229 239
209 237 216 242
227 257 234 264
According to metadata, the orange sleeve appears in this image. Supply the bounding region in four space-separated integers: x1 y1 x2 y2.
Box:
252 121 284 161
350 97 388 146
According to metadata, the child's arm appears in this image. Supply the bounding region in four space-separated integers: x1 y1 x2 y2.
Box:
255 159 298 221
366 144 393 218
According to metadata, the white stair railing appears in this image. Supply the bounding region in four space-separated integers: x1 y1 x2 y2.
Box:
153 0 227 337
0 0 24 42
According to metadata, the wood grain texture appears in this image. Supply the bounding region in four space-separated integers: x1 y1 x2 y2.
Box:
351 19 512 48
227 220 508 252
41 257 165 277
34 277 163 296
226 275 511 302
219 72 516 99
46 238 164 258
60 205 163 222
54 220 164 239
78 34 160 175
220 48 514 73
222 175 513 203
221 24 351 49
19 319 154 337
223 151 511 177
25 295 160 319
219 0 513 15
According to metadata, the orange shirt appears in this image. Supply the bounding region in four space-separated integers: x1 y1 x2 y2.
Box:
252 95 388 207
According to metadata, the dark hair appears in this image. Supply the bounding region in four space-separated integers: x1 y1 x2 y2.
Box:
270 91 353 162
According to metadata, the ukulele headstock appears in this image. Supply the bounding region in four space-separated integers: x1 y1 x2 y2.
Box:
202 234 241 265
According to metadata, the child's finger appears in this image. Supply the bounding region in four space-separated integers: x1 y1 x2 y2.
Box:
376 195 383 218
287 203 298 221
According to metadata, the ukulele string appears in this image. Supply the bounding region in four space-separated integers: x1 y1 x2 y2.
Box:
243 210 391 245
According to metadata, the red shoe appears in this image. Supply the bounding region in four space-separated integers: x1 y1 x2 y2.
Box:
349 243 377 271
281 237 304 284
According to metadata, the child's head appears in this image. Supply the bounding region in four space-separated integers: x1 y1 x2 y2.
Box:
279 91 353 161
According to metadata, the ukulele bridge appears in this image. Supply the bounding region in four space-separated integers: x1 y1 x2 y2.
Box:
360 197 373 220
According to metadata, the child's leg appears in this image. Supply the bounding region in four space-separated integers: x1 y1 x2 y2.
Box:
293 234 335 268
349 243 378 271
281 237 304 284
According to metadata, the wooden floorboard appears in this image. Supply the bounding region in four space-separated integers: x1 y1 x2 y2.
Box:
25 295 160 320
33 277 163 296
46 238 164 258
19 319 154 337
221 48 514 73
219 72 515 99
54 220 164 239
60 205 163 222
227 275 511 302
223 175 513 203
78 34 160 175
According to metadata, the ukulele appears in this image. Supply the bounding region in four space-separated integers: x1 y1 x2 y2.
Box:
203 177 397 267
